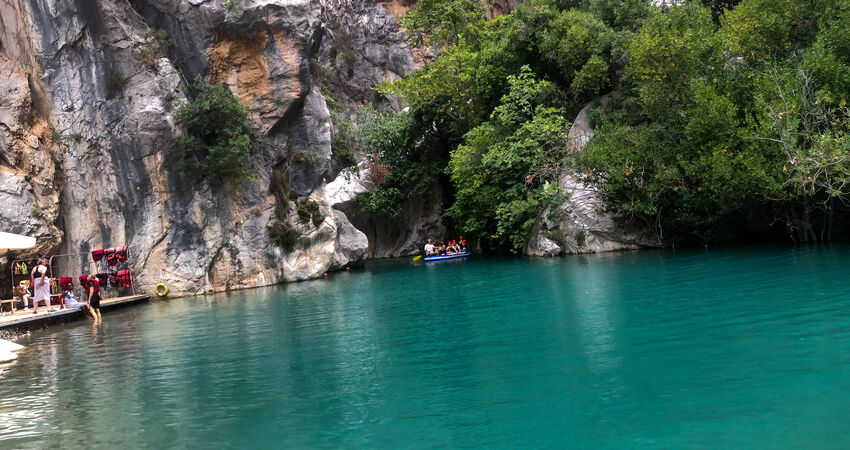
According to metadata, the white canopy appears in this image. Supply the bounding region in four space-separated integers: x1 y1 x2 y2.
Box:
0 231 36 253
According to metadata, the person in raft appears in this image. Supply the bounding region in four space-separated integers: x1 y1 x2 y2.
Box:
86 274 102 322
30 258 55 314
446 240 457 255
424 238 436 256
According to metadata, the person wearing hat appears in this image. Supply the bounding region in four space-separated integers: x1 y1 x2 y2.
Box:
446 240 457 255
30 258 54 314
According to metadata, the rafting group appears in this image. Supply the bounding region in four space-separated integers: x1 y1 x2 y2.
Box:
422 237 470 261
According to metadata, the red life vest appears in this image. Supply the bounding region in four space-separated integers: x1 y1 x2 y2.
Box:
88 277 101 293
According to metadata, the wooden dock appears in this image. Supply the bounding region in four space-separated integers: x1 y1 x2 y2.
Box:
0 294 151 335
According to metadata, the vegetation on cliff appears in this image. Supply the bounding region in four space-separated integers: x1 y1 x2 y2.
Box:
370 0 850 248
176 77 256 190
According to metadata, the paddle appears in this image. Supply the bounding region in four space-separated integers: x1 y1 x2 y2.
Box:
412 255 423 261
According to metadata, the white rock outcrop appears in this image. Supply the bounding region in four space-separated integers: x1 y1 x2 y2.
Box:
525 97 660 256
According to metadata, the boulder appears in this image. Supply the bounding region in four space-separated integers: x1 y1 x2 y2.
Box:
525 97 661 256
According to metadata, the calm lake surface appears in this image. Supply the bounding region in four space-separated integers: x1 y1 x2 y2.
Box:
1 246 850 448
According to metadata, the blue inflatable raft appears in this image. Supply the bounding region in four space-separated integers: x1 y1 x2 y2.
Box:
423 251 471 262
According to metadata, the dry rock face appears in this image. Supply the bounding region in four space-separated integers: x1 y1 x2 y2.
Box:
0 0 445 295
0 49 62 279
525 98 661 256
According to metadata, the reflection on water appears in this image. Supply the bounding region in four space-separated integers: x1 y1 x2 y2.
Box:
1 245 850 448
569 257 624 403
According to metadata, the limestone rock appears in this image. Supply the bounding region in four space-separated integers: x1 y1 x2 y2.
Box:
0 0 444 297
525 97 661 256
0 52 62 263
344 182 446 258
330 209 368 269
274 185 367 281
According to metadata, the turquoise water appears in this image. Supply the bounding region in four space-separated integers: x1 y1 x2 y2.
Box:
1 246 850 448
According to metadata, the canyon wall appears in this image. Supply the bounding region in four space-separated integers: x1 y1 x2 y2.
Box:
0 0 427 295
1 0 644 297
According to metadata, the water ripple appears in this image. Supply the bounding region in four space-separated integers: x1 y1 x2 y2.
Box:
1 246 849 448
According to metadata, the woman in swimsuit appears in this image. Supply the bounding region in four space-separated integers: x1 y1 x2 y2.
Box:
87 274 102 323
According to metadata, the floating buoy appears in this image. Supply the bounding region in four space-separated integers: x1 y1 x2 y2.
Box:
155 283 168 297
323 273 328 278
345 267 350 271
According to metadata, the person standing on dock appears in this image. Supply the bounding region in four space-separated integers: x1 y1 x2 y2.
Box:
86 274 102 323
30 258 53 314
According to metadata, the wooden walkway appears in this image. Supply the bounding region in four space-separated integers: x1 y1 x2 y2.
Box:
0 294 151 335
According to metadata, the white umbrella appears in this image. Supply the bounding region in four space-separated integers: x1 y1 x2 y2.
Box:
0 231 36 254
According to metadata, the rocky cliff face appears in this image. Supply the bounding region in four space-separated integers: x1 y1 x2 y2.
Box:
0 0 432 294
1 0 643 297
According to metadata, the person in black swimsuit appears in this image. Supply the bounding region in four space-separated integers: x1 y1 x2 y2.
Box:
87 274 102 323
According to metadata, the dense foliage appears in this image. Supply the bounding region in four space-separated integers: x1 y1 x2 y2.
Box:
582 0 850 243
365 0 850 249
449 67 570 252
268 223 300 252
175 77 256 190
297 200 325 227
354 107 445 218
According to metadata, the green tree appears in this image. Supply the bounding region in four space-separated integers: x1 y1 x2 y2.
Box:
584 0 649 30
753 62 850 241
626 2 720 122
401 0 486 47
380 45 483 137
721 0 797 61
380 0 850 246
449 67 570 252
354 108 444 218
701 0 741 22
175 77 256 190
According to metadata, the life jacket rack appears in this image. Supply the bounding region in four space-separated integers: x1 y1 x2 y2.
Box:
9 246 137 307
